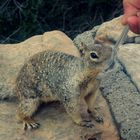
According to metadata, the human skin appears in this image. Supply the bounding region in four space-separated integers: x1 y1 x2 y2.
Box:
122 0 140 34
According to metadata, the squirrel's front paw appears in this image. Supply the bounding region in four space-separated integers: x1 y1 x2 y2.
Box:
23 121 40 130
89 109 104 124
80 120 94 128
94 115 103 123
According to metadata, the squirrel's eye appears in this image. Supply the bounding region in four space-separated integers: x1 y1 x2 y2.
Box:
90 52 99 59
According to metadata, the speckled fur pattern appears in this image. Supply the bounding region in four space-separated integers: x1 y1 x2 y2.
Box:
15 43 113 130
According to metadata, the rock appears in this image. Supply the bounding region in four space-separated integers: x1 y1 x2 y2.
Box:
118 44 140 91
0 30 119 140
100 66 140 140
95 16 137 43
134 36 140 44
0 95 119 140
74 16 140 140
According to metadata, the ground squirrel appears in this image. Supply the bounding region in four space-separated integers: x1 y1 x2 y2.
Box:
14 42 113 130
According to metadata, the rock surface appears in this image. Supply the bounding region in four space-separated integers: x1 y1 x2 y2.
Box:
95 16 137 42
118 44 140 91
0 95 119 140
74 16 140 140
0 30 119 140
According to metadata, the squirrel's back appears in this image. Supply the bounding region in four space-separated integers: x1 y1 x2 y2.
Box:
16 51 85 100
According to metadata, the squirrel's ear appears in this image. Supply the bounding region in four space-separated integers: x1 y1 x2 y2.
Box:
79 42 88 56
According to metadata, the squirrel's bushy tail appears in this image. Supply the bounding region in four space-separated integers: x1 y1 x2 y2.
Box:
0 84 16 100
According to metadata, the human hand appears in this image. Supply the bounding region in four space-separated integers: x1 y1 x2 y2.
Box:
122 0 140 34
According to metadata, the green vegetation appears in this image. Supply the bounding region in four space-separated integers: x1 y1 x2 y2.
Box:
0 0 122 43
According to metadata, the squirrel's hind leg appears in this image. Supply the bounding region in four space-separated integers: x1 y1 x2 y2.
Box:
17 98 40 130
63 95 94 128
86 88 103 123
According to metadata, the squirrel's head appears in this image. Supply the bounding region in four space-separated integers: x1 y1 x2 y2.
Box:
79 42 114 71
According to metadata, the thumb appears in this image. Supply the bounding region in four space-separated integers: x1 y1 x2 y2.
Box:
127 16 140 34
